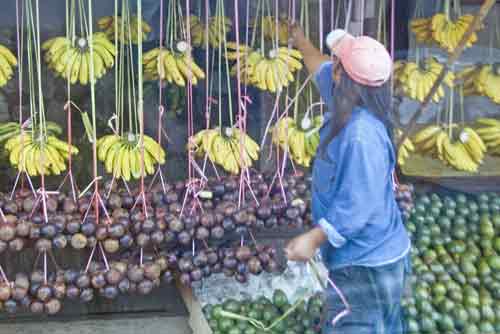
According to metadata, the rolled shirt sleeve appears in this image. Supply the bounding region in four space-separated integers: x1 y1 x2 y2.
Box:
319 137 386 248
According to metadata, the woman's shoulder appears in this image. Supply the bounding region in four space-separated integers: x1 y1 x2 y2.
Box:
342 109 391 146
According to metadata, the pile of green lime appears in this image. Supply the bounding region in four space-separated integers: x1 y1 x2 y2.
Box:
404 191 500 334
203 289 323 334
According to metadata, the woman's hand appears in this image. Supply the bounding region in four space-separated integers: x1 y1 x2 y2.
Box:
286 22 330 76
284 227 327 262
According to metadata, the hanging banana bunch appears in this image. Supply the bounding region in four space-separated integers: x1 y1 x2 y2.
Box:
250 16 289 46
96 134 165 181
227 45 303 93
8 0 80 177
142 0 205 86
0 121 62 143
143 43 205 85
271 116 322 168
394 129 416 167
412 125 486 172
475 118 500 156
410 0 482 53
189 15 232 49
394 57 454 103
5 134 79 176
430 13 480 53
0 44 17 87
188 128 260 175
458 64 500 104
42 33 116 85
98 15 152 44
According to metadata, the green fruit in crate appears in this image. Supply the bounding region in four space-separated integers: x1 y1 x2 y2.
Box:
272 289 288 308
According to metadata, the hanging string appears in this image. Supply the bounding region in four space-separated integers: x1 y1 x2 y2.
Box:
59 0 78 201
87 0 104 228
390 0 395 60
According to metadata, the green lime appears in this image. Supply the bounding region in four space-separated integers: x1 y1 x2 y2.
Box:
452 306 468 329
463 324 480 334
444 208 456 219
477 193 490 203
468 201 479 212
456 193 468 204
419 316 436 332
487 255 500 271
431 283 447 297
478 322 495 334
437 314 455 331
272 289 288 308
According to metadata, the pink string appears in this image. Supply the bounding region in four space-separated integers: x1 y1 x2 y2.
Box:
84 243 97 273
0 264 9 284
325 274 351 327
43 251 47 284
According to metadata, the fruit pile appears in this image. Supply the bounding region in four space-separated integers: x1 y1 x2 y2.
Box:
410 14 480 53
143 45 205 85
189 127 260 174
177 243 282 287
272 116 322 168
97 15 152 45
0 44 18 87
459 64 500 104
42 33 116 85
0 171 312 257
412 125 487 172
0 252 174 315
403 191 500 334
393 58 454 103
97 134 166 181
395 183 415 220
203 290 323 334
227 45 303 93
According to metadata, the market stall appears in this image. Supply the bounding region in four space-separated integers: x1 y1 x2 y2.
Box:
0 0 498 333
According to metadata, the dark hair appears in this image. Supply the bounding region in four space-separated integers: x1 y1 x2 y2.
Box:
318 64 395 157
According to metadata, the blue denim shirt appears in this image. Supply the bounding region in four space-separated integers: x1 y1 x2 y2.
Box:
312 61 410 270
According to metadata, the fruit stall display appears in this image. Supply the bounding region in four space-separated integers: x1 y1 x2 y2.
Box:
403 190 500 334
395 0 500 176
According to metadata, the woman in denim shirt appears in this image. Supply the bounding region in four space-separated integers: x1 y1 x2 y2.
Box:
284 27 411 334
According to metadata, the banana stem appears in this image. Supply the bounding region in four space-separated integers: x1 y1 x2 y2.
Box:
137 0 147 212
459 85 465 126
250 0 262 48
444 0 451 21
448 82 454 139
217 0 223 131
87 0 100 223
221 0 234 127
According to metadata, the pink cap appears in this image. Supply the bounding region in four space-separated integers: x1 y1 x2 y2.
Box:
328 30 392 87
